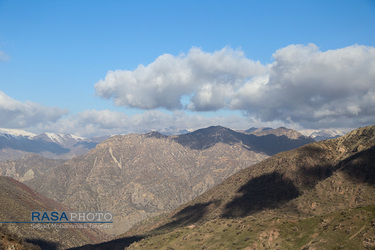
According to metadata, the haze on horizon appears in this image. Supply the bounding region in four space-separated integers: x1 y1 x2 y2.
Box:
0 0 374 137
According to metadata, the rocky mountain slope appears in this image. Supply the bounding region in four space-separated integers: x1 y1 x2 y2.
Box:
0 176 109 249
167 125 375 221
0 154 64 182
106 125 375 249
26 126 313 236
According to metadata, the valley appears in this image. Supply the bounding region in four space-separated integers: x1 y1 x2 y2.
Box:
1 125 373 249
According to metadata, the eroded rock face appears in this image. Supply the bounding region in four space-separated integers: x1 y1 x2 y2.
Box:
20 168 34 181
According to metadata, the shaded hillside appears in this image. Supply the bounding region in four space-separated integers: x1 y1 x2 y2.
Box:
105 125 375 249
0 176 109 249
26 126 312 236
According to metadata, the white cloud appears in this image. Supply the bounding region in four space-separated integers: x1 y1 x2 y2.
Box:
5 44 374 137
0 91 68 128
235 44 375 128
0 92 275 138
95 47 266 111
96 44 375 129
46 110 130 136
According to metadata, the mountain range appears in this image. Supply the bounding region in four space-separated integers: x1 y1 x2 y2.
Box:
102 125 374 249
0 124 361 249
2 126 312 236
0 127 346 162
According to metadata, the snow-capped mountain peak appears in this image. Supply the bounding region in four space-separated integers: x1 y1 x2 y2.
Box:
299 129 347 141
0 128 36 138
34 132 87 145
0 129 107 161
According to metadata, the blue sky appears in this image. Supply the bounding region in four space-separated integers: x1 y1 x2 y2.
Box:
0 0 374 136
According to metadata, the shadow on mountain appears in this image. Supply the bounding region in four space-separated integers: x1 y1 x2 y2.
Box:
25 238 60 250
288 145 334 188
247 134 314 155
222 172 300 218
297 164 334 188
297 143 327 156
340 146 375 185
154 201 220 233
68 236 144 250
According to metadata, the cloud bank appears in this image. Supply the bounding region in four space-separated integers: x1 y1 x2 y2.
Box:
0 91 68 128
1 44 374 136
0 92 266 137
32 109 257 137
95 44 375 129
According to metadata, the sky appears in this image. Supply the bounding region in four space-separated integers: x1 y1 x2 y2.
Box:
0 0 374 137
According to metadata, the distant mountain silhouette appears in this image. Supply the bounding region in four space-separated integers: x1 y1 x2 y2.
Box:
173 125 314 154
